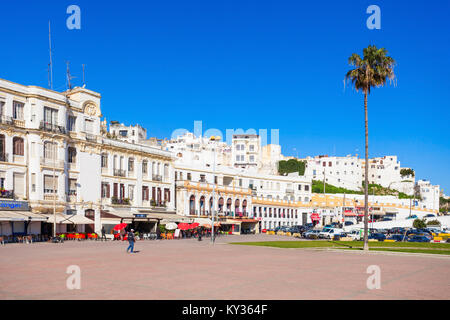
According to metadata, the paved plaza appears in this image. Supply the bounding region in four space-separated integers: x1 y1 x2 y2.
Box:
0 234 449 300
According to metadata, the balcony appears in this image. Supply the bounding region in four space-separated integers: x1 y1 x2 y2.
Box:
101 167 109 175
67 191 77 202
40 157 65 169
111 197 131 205
44 193 59 201
85 133 97 142
13 155 25 163
152 174 162 182
0 115 13 125
0 152 9 162
13 119 25 128
0 189 14 199
113 169 127 177
68 162 77 171
40 121 65 134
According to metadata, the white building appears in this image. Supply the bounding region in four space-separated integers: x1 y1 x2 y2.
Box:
302 155 362 191
232 134 261 169
109 121 147 144
0 78 176 237
416 180 440 211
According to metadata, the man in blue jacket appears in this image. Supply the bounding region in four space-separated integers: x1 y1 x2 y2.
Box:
126 229 135 253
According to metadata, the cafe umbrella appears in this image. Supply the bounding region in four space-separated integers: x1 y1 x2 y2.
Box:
113 223 128 231
165 222 178 230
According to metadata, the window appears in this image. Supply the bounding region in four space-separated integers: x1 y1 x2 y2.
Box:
101 153 108 168
0 101 4 116
84 118 94 133
44 175 58 193
187 173 192 181
13 101 24 120
68 147 77 163
44 141 56 159
128 185 134 200
13 137 24 156
31 173 36 192
128 158 134 172
329 162 332 167
13 173 25 197
68 179 77 195
298 184 302 191
142 186 149 201
67 116 76 131
249 155 254 162
323 162 326 167
249 144 254 151
44 106 58 125
142 160 148 174
101 183 110 198
119 130 128 137
305 185 310 191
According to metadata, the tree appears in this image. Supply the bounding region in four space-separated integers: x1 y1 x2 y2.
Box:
345 45 396 251
413 218 426 229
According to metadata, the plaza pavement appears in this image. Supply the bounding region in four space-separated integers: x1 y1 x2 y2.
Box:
0 234 449 300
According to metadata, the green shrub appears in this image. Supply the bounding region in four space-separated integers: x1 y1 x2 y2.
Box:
413 218 427 229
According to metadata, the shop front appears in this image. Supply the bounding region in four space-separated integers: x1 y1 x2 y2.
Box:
0 200 46 236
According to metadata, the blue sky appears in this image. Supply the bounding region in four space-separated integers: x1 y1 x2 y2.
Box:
0 0 449 192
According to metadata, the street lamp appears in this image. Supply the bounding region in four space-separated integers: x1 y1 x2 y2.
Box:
210 136 221 244
52 134 57 238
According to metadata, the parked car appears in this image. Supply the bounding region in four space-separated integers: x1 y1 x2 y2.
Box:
344 221 354 226
390 227 406 234
319 228 344 239
387 234 406 242
368 233 386 241
347 229 362 241
406 215 418 220
304 229 321 239
424 214 436 218
382 217 393 221
407 235 431 242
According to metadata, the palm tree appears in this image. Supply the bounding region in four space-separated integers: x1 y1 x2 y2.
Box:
345 45 396 251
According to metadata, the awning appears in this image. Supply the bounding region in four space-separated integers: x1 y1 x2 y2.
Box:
16 211 49 221
44 213 74 224
106 209 135 219
66 214 94 225
0 211 28 221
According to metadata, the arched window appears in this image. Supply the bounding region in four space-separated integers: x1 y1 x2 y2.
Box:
13 137 24 156
189 195 196 215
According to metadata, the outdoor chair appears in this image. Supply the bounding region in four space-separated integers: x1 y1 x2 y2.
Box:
142 233 149 240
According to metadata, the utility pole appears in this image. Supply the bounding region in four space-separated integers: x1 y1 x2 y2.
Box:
66 61 73 90
82 64 86 87
48 21 53 90
323 168 326 194
343 191 346 225
52 134 57 238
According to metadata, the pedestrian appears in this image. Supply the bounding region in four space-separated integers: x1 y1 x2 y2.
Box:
197 227 202 241
101 226 106 241
120 228 125 241
127 229 136 253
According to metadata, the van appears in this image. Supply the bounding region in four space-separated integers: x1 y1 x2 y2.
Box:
319 228 344 239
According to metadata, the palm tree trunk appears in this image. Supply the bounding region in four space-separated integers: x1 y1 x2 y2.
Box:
363 91 369 251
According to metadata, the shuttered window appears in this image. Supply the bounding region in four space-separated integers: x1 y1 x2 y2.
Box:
13 173 25 197
13 101 24 120
44 175 58 193
44 141 56 159
13 137 24 155
68 179 77 195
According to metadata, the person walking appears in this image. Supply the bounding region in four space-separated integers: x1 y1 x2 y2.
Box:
126 229 136 253
101 226 106 241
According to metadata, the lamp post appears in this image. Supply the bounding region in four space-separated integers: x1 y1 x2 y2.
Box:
52 134 57 238
210 136 221 244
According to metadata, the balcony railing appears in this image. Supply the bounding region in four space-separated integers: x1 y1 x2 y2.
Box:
152 174 162 181
85 133 97 142
113 169 127 177
40 157 65 169
13 119 25 128
0 115 13 125
40 121 66 134
0 152 9 162
13 155 25 163
0 189 14 199
111 197 130 205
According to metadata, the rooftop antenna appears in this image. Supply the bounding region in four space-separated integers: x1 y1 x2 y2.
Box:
82 64 86 87
48 21 53 90
66 61 74 90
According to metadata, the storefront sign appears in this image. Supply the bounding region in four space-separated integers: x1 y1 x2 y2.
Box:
135 214 147 218
0 200 29 211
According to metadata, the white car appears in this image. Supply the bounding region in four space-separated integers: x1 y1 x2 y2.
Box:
347 229 363 241
319 228 344 239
